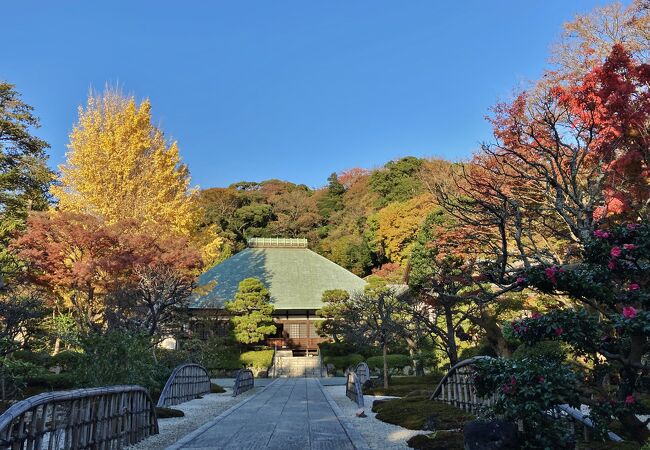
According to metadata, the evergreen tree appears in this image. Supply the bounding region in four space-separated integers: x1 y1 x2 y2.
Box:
226 278 276 344
0 82 54 279
317 173 345 218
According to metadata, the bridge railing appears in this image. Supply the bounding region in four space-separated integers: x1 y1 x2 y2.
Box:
430 356 495 413
156 363 211 408
0 385 158 450
232 369 254 396
354 362 370 384
431 356 623 443
346 371 364 408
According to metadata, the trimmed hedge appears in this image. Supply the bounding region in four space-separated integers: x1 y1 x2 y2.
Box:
50 350 82 371
26 373 77 390
367 354 411 370
240 350 274 369
322 354 364 370
319 342 363 357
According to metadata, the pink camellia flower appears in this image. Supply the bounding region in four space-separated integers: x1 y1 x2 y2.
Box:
531 312 542 319
611 247 622 258
623 306 637 319
627 223 640 231
545 267 558 285
554 327 564 336
537 376 545 383
623 244 637 251
625 395 635 405
608 259 617 270
516 277 526 284
629 283 640 291
594 229 610 238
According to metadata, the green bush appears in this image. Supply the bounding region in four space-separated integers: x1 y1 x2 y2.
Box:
412 350 439 371
322 354 364 370
73 331 169 394
240 350 273 369
12 350 52 368
182 337 241 370
26 372 76 390
367 354 411 371
319 342 365 357
474 357 580 449
155 348 195 370
458 343 497 361
512 340 567 362
50 350 82 371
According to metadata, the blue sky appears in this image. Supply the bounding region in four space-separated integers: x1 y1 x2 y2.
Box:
3 1 613 189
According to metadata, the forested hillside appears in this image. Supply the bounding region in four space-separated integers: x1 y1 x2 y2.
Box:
195 156 456 277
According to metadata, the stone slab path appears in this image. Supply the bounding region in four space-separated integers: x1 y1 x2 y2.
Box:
166 378 370 450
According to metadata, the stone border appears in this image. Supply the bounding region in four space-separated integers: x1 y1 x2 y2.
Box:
318 380 371 450
164 380 277 450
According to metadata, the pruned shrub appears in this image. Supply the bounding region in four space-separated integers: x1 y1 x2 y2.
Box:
25 372 76 390
322 353 364 370
50 350 82 371
240 350 273 369
367 354 411 371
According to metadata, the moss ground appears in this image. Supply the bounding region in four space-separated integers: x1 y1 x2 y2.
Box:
371 395 474 430
155 406 184 418
210 383 226 393
363 374 441 397
407 431 464 450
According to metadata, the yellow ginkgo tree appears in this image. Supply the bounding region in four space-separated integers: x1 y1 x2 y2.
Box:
52 87 199 236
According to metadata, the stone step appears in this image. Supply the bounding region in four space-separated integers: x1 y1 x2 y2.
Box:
272 355 324 377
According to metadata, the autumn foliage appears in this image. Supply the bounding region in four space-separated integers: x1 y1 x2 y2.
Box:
12 212 201 334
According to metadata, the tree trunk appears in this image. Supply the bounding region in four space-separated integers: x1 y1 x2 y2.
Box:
470 311 512 357
53 337 61 356
444 305 458 366
383 342 389 389
405 337 424 376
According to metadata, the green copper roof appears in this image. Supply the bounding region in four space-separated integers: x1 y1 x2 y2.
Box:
191 247 367 310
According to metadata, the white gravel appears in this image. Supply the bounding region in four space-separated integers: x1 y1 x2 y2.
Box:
324 385 426 449
127 387 257 450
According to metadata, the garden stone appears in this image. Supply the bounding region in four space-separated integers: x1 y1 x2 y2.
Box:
402 365 412 375
463 420 519 450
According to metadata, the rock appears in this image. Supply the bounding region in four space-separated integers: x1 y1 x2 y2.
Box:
463 420 519 450
402 365 413 375
355 408 366 418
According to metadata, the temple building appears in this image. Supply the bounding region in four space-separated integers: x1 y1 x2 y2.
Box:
189 237 366 354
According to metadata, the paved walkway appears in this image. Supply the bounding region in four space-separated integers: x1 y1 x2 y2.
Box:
166 378 369 450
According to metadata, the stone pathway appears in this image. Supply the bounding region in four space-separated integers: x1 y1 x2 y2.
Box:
166 378 369 450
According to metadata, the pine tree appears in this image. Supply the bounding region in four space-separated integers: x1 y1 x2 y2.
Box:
52 88 198 235
225 278 276 344
0 82 54 279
